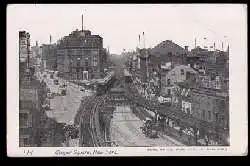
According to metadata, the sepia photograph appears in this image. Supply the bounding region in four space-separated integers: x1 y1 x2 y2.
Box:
7 4 247 156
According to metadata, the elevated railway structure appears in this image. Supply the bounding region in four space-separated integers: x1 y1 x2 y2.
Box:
78 66 228 146
78 95 107 147
107 68 228 145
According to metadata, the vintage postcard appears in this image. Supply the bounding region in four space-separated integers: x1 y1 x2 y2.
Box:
7 4 248 156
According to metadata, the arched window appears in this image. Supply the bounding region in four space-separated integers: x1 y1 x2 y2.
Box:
167 79 171 85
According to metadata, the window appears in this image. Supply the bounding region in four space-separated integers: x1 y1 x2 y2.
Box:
208 111 211 120
221 115 225 122
84 61 88 67
83 71 88 80
215 113 219 121
180 69 184 75
220 100 225 109
92 57 98 66
76 59 81 67
20 100 33 109
186 71 190 80
20 113 29 127
167 79 171 85
207 99 210 107
167 89 171 96
202 111 206 120
211 73 216 81
23 138 29 146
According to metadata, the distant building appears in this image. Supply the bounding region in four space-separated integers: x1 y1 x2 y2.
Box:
150 40 189 69
56 29 107 80
186 46 229 78
161 65 198 99
41 44 57 71
135 40 190 94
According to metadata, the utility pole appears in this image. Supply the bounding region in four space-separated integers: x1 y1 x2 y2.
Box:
81 13 83 31
49 34 55 146
138 34 141 49
143 32 149 82
195 38 197 49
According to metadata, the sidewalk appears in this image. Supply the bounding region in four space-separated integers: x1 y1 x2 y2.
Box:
62 138 79 147
158 132 185 146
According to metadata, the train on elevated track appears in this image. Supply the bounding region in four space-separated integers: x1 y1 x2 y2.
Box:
95 71 117 96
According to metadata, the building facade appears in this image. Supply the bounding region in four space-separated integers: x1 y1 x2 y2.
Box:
161 65 197 99
56 29 106 80
41 44 57 71
19 31 31 64
19 81 41 147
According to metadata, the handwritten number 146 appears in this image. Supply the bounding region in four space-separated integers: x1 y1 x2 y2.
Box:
24 150 33 156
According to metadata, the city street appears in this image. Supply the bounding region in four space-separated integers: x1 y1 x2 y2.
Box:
40 72 93 125
110 105 183 147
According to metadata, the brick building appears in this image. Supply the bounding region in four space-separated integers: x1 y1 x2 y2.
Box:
56 29 107 80
136 40 190 94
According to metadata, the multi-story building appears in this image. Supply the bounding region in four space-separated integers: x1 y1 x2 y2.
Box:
186 46 229 78
56 29 107 80
19 31 36 147
149 40 189 69
19 31 31 65
136 40 189 95
41 44 57 71
19 31 49 147
170 73 229 143
19 77 41 147
31 41 43 68
161 65 198 100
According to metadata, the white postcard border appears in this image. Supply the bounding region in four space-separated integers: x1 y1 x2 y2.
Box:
7 4 248 157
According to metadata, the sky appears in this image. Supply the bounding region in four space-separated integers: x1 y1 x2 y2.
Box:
7 4 246 54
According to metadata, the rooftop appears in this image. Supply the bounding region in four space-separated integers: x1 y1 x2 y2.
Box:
150 40 189 56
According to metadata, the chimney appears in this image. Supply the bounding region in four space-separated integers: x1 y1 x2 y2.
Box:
184 46 189 51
